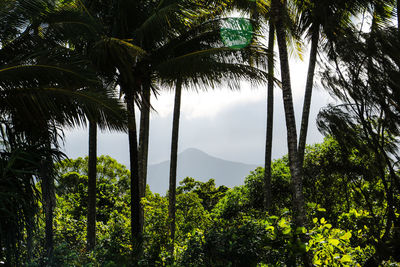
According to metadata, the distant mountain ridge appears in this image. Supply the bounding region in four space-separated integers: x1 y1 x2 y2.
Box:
147 148 259 194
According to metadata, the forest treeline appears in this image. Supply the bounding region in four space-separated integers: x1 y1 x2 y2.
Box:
1 0 400 266
17 139 400 266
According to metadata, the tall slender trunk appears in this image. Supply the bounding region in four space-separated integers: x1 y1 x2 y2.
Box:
264 22 275 211
87 120 97 250
139 80 151 197
272 1 310 265
125 84 143 257
168 79 182 253
272 0 307 227
298 29 319 166
41 141 55 261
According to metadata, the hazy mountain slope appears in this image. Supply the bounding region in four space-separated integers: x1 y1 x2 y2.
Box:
147 148 259 194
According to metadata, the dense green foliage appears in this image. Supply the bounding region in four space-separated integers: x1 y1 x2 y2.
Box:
1 0 400 265
12 140 397 265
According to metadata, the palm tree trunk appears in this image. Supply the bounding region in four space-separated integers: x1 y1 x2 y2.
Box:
298 29 319 166
139 80 151 197
272 0 307 227
272 2 311 265
264 22 275 211
168 79 182 253
125 85 143 257
87 120 97 250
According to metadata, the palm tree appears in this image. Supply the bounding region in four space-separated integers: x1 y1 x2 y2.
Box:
128 1 266 253
0 62 126 262
84 0 181 254
270 1 312 265
0 0 127 259
134 5 270 254
46 3 130 253
79 0 161 254
87 119 97 249
296 0 358 166
102 0 219 253
49 0 148 252
234 0 277 211
0 128 60 265
271 0 305 223
228 0 303 212
153 16 271 252
264 22 275 211
168 78 182 250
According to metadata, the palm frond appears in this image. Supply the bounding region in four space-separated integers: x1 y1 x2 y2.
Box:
1 86 127 132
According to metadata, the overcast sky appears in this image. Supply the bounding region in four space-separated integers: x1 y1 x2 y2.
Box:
62 45 334 168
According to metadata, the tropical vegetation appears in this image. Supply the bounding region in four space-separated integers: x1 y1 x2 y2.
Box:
0 0 399 265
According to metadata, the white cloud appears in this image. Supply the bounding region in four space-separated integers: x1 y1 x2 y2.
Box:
151 83 266 120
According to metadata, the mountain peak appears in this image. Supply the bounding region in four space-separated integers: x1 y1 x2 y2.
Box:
180 147 208 155
147 148 260 194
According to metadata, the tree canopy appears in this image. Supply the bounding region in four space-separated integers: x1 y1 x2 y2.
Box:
1 0 399 265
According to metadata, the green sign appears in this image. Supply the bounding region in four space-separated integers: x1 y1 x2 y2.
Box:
220 17 253 49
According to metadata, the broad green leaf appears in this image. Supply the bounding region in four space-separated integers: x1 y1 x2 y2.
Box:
328 239 339 246
340 254 353 263
282 228 291 235
341 232 352 240
278 218 287 228
266 225 275 232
